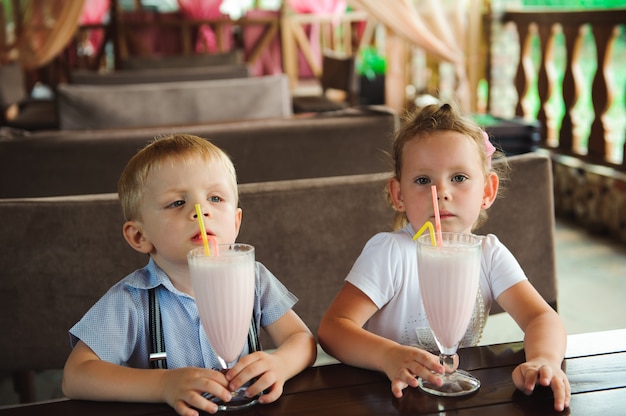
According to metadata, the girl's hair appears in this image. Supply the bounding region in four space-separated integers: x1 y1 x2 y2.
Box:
118 134 238 221
388 103 510 230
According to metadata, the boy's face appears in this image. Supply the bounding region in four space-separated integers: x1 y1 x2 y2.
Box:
127 155 242 274
389 130 497 234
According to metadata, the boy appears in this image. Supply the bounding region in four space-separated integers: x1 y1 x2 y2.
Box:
63 134 317 416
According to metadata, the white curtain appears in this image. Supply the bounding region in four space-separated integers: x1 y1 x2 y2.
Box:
347 0 471 110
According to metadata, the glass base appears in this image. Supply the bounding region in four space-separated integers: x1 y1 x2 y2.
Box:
418 369 480 397
203 387 259 411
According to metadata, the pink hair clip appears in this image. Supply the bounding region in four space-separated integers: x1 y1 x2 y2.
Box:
482 131 496 167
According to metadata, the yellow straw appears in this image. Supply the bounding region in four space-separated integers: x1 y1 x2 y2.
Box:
195 203 210 256
412 221 437 246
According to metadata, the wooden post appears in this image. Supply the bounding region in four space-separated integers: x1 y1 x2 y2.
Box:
280 4 299 89
385 29 407 114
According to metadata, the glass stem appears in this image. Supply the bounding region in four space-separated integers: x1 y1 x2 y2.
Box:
440 353 456 375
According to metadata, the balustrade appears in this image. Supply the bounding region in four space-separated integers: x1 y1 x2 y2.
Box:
498 8 626 169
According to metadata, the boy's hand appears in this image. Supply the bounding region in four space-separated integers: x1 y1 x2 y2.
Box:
512 359 571 412
382 345 445 398
225 351 286 404
160 367 232 416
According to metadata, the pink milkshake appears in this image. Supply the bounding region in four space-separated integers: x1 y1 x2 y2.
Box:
417 235 481 352
188 244 255 366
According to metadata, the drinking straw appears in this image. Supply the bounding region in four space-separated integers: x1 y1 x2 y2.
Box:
431 185 443 246
412 221 437 246
207 235 220 256
194 203 211 256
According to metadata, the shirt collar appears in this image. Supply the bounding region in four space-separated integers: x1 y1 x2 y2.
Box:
123 258 182 296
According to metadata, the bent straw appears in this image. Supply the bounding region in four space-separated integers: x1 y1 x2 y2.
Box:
431 185 443 246
194 203 211 256
412 221 437 246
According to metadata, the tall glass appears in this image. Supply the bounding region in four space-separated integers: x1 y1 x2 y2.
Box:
188 243 258 410
416 232 482 396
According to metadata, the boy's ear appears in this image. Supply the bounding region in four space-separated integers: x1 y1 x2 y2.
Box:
482 172 499 209
122 220 153 254
234 207 243 238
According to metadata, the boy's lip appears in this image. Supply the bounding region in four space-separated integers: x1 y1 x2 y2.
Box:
191 230 215 242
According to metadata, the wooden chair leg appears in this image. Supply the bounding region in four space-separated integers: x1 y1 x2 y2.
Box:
12 370 36 403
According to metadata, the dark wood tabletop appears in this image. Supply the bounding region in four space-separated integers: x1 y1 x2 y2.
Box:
2 329 625 416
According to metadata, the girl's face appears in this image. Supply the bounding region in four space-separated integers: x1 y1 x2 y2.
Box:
126 155 242 277
389 130 498 234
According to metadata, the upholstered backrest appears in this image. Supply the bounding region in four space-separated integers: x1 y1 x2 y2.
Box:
56 75 292 130
0 107 396 198
0 152 556 369
0 62 26 109
69 65 250 85
477 152 557 314
119 51 241 70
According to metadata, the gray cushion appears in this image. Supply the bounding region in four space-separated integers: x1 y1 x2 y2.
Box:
56 75 292 130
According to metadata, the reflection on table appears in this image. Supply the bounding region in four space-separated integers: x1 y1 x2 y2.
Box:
2 329 624 416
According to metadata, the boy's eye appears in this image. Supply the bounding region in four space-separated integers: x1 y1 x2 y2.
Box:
415 177 430 185
209 196 222 203
168 200 185 208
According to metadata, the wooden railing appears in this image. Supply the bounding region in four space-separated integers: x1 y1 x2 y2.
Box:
497 8 626 170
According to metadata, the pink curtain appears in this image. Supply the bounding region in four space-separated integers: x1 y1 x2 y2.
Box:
243 9 282 76
177 0 232 53
287 0 347 77
79 0 110 56
288 0 347 16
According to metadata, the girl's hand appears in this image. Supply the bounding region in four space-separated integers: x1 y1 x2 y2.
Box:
512 359 571 412
225 351 286 404
160 367 232 416
382 344 445 398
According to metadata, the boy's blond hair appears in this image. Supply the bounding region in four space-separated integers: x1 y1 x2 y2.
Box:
118 134 238 221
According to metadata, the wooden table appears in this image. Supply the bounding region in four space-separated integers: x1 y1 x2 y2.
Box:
2 329 624 415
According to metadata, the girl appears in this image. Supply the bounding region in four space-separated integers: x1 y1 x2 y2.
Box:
318 103 570 412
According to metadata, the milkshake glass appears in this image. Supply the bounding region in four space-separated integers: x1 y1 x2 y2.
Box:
188 243 257 410
416 232 482 396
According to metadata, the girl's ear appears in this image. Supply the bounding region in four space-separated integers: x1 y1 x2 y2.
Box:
122 220 153 254
388 178 405 211
482 172 499 209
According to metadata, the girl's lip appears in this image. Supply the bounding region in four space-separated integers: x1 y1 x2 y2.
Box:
435 211 454 219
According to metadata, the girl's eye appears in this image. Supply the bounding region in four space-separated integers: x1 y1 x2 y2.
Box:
452 174 468 183
415 177 430 185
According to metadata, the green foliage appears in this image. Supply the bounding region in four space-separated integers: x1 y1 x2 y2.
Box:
522 0 626 9
357 47 386 79
522 0 626 8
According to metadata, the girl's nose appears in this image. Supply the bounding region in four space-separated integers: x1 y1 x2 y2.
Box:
436 186 450 201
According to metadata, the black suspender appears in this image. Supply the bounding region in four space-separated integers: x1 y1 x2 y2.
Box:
149 287 167 369
148 287 260 369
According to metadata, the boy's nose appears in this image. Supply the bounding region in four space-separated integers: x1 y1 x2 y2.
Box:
192 204 210 219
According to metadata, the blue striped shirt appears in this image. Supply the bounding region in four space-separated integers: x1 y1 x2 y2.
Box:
69 257 297 369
